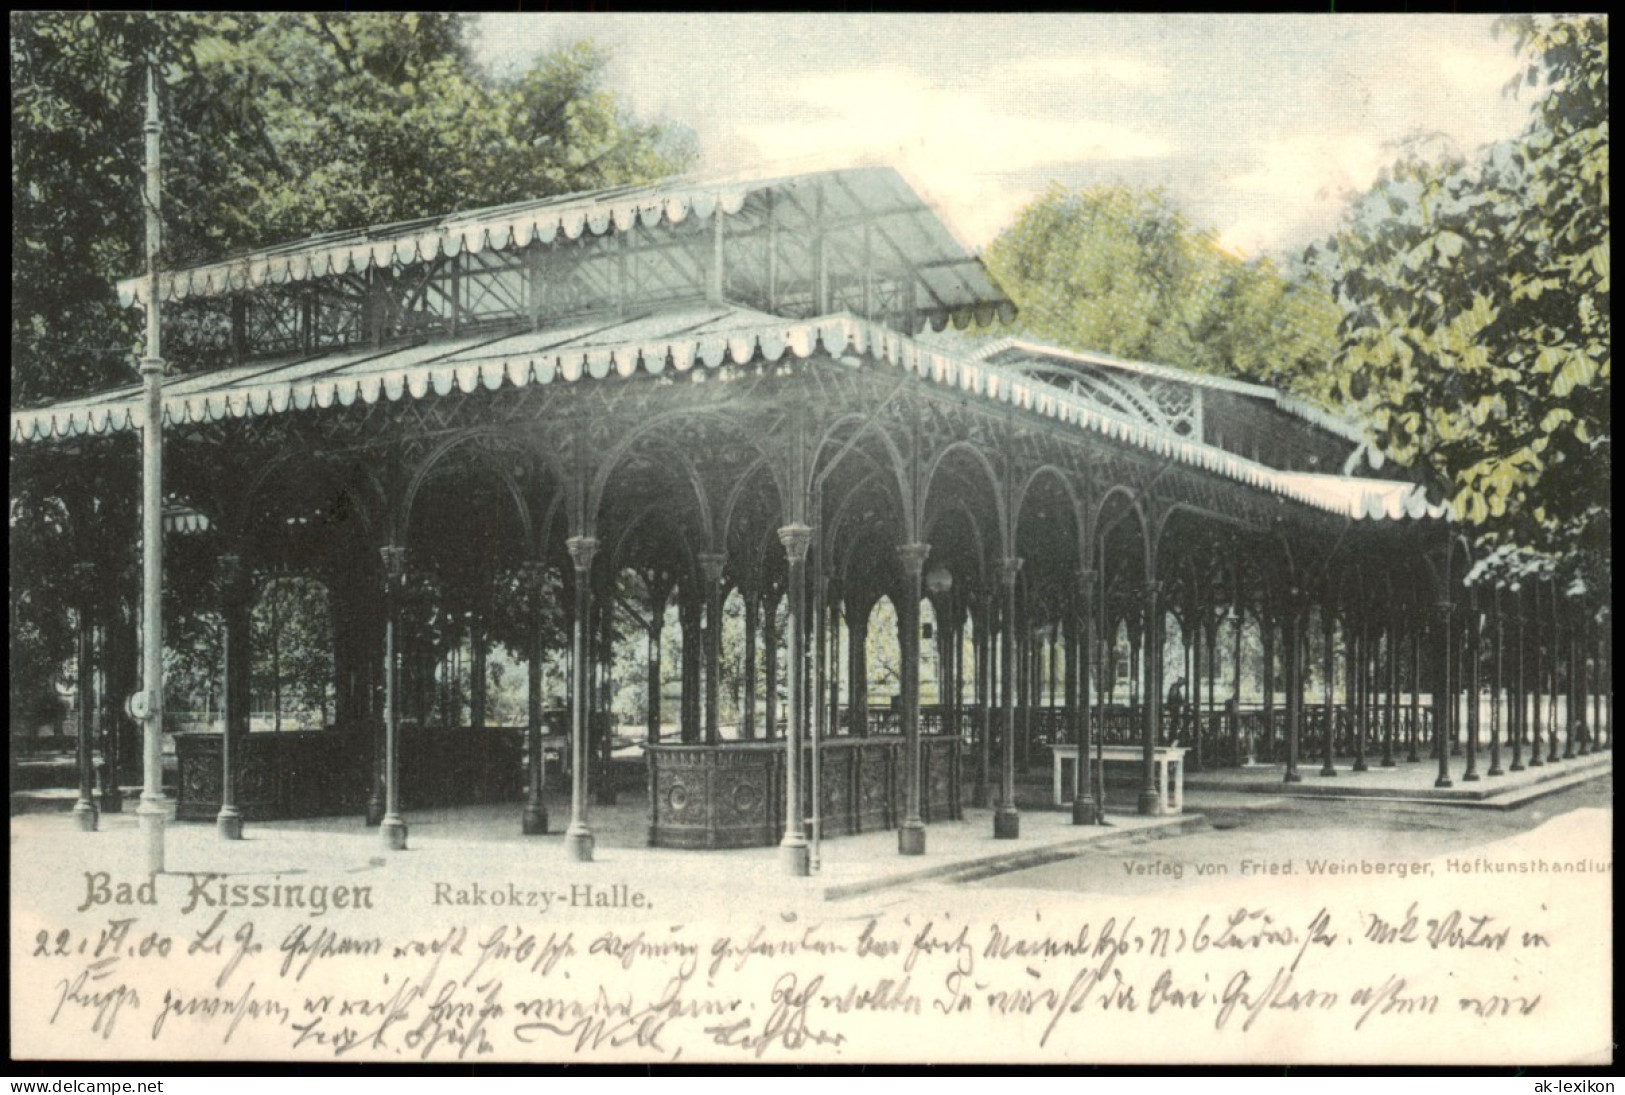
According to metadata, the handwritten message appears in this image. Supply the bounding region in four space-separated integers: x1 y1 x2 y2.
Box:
9 805 1610 1064
15 877 1604 1063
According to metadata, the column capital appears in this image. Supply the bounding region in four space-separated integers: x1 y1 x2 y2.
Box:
998 556 1023 587
778 523 812 564
565 536 599 573
1077 567 1098 588
1143 579 1163 600
698 552 728 584
896 542 930 575
1435 599 1455 621
379 544 407 584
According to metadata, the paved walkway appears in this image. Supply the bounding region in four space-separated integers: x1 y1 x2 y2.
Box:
15 752 1608 902
11 785 1204 903
1182 746 1611 808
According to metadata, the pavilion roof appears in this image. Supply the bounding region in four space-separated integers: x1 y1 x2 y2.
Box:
974 338 1371 448
114 165 1011 329
10 307 1443 525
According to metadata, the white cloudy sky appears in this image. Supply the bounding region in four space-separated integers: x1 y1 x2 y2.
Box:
475 14 1535 257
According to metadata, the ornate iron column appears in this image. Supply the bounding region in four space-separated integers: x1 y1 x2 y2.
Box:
134 68 168 876
1382 610 1398 767
1510 597 1526 771
1283 590 1304 784
1351 607 1369 772
72 562 99 832
741 583 757 740
1188 604 1202 765
366 624 386 829
1074 567 1099 824
763 587 780 742
897 542 930 855
1488 590 1505 777
1592 620 1605 752
812 568 828 871
1230 602 1244 766
470 597 487 733
1434 599 1454 789
1407 621 1422 763
595 589 617 806
1566 615 1582 758
1138 579 1164 814
1261 602 1277 765
647 574 669 744
1320 601 1337 777
379 545 408 850
699 553 726 747
99 603 125 814
1204 611 1219 769
1582 616 1597 755
564 536 598 862
1530 601 1546 767
679 587 701 744
521 560 549 835
1547 585 1562 763
995 557 1023 837
216 554 251 840
1606 626 1613 751
1463 599 1481 782
846 593 869 737
976 590 993 809
778 523 812 875
1017 611 1033 770
827 595 843 742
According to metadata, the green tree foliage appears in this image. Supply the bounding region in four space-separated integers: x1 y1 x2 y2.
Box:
10 13 696 728
12 13 696 405
250 577 335 728
1329 16 1608 595
979 184 1342 403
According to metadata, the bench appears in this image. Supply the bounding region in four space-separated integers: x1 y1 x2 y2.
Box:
1048 743 1188 815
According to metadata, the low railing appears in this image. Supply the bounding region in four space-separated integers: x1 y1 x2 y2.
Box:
827 700 1458 770
174 724 524 821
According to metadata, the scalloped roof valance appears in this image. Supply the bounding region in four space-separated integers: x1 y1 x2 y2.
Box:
115 165 1011 327
11 306 1442 525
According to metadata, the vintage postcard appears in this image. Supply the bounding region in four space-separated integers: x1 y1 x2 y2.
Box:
10 13 1611 1066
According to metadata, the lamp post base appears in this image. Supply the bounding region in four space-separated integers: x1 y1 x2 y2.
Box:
216 807 242 841
565 827 594 862
522 802 550 835
381 816 408 850
993 808 1020 839
898 822 925 856
781 839 810 876
73 800 98 832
